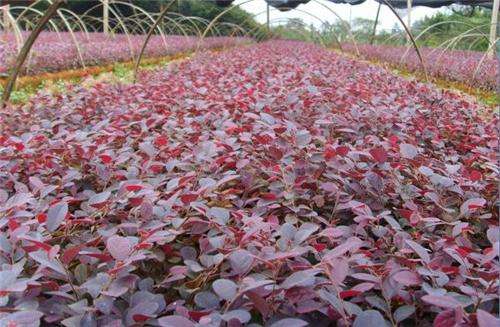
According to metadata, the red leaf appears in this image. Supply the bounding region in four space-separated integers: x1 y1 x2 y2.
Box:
133 314 152 322
150 164 164 173
154 135 168 147
388 135 399 146
336 146 349 156
468 169 482 181
313 243 326 252
456 247 472 257
324 145 336 160
129 197 143 207
13 142 25 151
188 310 210 322
339 290 361 299
398 209 413 219
433 309 458 327
100 154 113 164
82 252 113 262
441 266 460 274
261 192 277 201
8 219 19 231
369 147 388 163
460 198 486 216
180 193 198 205
246 291 270 317
36 213 47 223
269 146 283 160
126 184 144 192
25 239 52 252
61 245 83 264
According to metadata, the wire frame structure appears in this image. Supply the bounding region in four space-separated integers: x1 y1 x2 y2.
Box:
1 0 497 106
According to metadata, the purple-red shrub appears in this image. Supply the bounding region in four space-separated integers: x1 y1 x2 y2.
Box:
0 31 250 75
343 43 498 91
0 40 498 326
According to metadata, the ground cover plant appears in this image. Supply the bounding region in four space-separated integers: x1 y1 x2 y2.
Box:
0 32 250 76
0 40 498 326
343 43 498 91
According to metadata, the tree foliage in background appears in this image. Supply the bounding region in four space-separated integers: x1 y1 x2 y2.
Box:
412 7 491 51
15 0 262 37
173 0 263 36
5 1 493 50
270 18 316 42
279 6 493 52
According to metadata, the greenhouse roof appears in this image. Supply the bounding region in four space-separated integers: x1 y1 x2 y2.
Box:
330 0 496 9
214 0 498 10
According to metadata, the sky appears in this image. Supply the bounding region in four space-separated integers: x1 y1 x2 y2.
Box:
234 0 446 30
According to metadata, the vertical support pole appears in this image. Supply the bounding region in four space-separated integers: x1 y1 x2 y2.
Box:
266 3 270 32
159 2 165 31
370 2 381 45
349 5 352 31
378 0 428 81
2 5 9 32
103 0 109 35
407 0 412 44
133 0 175 82
488 0 499 59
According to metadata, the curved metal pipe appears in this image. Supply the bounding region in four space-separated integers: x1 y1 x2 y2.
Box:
377 0 428 82
58 7 91 40
3 7 24 52
473 37 500 82
311 0 356 54
46 0 86 69
1 0 65 107
400 21 490 63
232 6 341 50
133 0 176 82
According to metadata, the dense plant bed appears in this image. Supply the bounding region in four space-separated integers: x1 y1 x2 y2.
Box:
0 41 498 326
0 32 250 76
343 43 498 91
0 52 191 104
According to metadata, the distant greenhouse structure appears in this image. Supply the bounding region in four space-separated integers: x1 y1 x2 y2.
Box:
214 0 499 58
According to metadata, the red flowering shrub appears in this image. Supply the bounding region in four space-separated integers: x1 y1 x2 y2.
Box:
343 43 498 91
0 41 498 326
0 32 250 75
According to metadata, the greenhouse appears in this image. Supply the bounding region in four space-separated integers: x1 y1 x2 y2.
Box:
0 0 498 326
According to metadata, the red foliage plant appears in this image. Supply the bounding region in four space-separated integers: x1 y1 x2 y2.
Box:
343 43 498 91
0 41 498 326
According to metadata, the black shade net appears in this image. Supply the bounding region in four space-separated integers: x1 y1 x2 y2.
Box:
210 0 498 11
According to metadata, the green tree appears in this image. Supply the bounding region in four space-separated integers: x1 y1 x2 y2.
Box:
351 17 376 43
317 6 493 51
22 0 261 37
412 7 492 51
271 18 315 42
173 0 261 36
